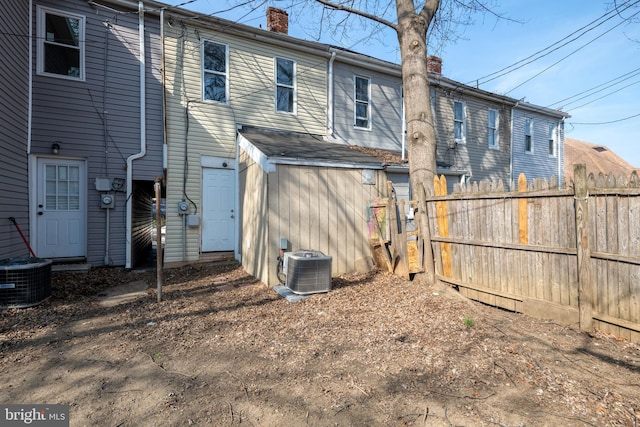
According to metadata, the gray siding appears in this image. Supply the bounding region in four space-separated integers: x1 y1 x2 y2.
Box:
431 86 511 189
31 0 163 266
512 108 564 185
330 61 404 152
0 1 30 259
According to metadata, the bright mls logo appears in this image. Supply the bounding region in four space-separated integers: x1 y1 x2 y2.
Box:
1 405 69 426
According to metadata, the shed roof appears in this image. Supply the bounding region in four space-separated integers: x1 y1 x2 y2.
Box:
238 126 386 171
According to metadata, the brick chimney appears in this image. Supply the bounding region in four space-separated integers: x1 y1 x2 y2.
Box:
267 7 288 34
427 55 442 74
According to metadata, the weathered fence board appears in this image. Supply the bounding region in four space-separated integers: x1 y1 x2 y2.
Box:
427 167 640 343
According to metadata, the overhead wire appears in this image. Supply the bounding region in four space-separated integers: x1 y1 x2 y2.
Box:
468 0 640 87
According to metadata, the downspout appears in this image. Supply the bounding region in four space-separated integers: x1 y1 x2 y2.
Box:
27 0 33 155
161 8 167 173
125 1 147 268
557 119 563 187
327 49 336 137
509 101 518 190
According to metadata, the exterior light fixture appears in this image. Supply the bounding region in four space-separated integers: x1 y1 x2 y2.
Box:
51 142 60 155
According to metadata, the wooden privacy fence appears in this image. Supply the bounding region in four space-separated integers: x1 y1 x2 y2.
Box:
427 165 640 343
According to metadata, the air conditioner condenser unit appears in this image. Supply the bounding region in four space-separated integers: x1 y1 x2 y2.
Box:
283 250 332 295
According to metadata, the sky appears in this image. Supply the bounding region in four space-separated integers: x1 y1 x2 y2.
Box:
162 0 640 168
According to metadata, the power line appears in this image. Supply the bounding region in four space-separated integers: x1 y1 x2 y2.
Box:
468 0 640 87
571 112 640 125
504 10 640 95
547 66 640 108
567 78 640 111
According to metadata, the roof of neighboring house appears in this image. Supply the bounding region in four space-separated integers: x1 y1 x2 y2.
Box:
238 126 386 169
564 137 638 181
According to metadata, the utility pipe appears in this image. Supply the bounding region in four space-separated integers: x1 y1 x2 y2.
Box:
125 1 147 268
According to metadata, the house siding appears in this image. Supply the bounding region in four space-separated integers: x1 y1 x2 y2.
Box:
512 107 564 185
330 61 404 152
163 20 328 264
431 86 511 190
261 164 387 285
238 150 269 284
0 1 30 259
30 0 163 266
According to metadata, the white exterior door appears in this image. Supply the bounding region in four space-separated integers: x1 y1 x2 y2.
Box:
36 158 87 258
201 167 235 252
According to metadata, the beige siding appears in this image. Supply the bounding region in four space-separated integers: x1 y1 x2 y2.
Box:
239 150 269 284
263 164 387 285
163 22 327 263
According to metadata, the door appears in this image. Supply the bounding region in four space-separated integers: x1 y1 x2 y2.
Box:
36 158 87 258
201 167 235 252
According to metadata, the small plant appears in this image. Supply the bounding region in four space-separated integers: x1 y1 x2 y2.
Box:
152 352 163 360
463 316 474 328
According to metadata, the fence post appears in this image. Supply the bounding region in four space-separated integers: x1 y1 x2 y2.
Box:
574 164 593 331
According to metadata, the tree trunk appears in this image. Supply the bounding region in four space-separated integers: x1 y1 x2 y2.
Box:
396 6 437 283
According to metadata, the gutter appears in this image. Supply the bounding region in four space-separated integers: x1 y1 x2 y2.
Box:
125 0 147 268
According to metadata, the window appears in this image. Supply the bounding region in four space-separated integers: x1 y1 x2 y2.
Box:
548 123 556 156
525 118 533 153
275 57 296 113
354 76 371 129
488 108 499 149
454 100 466 143
37 6 85 80
203 41 228 103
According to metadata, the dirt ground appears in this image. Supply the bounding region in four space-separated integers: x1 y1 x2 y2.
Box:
1 262 639 427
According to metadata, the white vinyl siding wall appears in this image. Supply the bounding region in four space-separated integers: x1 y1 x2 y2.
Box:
163 23 327 264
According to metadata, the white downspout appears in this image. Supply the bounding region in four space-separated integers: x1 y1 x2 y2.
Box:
27 0 33 155
327 49 336 137
509 102 517 190
125 1 147 268
161 8 167 172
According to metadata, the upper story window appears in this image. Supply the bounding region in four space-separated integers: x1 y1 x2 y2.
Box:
548 123 556 156
354 76 371 129
203 40 228 103
275 57 296 114
488 108 499 149
525 118 533 153
37 6 85 80
454 100 466 143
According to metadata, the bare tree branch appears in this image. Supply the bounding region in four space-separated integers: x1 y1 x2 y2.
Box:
314 0 397 30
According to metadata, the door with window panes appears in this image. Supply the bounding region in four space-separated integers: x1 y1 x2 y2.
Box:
36 158 87 258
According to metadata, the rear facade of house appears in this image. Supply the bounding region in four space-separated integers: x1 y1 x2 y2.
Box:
28 0 164 267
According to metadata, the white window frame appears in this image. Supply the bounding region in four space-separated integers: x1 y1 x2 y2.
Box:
202 40 229 104
454 100 466 144
275 57 296 114
354 75 371 130
525 118 533 153
36 6 85 81
548 123 556 157
488 108 499 149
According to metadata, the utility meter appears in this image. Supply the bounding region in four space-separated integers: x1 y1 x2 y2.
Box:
178 201 189 215
101 194 115 209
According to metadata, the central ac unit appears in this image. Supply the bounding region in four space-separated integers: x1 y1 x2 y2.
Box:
283 250 332 295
